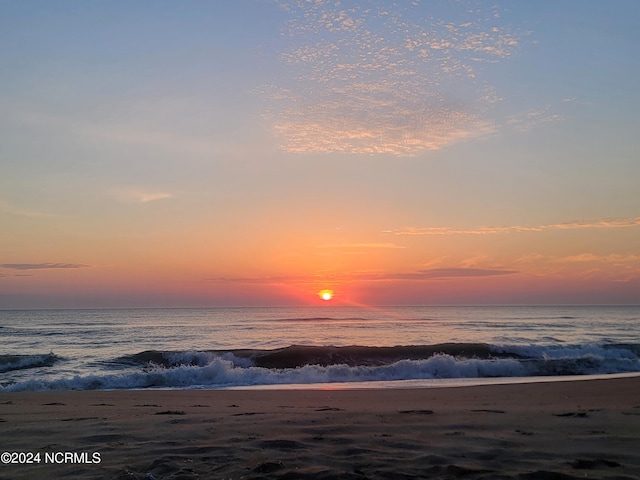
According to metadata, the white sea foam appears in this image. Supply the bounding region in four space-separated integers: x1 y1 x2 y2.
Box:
5 350 637 392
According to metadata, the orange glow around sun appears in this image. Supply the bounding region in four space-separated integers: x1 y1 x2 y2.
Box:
318 289 334 301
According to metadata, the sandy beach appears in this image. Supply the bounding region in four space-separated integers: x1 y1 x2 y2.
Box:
1 377 639 479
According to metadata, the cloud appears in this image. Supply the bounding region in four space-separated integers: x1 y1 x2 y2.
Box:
132 192 174 203
109 188 175 203
411 268 518 279
513 253 640 283
1 263 90 270
507 105 562 132
514 252 640 269
388 216 640 235
265 1 526 156
318 242 406 249
210 275 310 285
208 267 517 284
0 199 53 218
342 268 518 280
553 253 640 264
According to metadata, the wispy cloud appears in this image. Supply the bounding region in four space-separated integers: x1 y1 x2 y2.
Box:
265 1 527 156
327 268 519 281
514 252 640 268
388 216 640 236
318 242 406 249
208 267 516 284
1 263 90 270
0 199 53 218
553 253 640 264
513 253 640 282
109 188 175 204
210 275 310 285
407 268 518 279
507 104 563 132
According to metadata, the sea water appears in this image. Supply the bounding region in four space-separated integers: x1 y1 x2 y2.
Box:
1 305 639 391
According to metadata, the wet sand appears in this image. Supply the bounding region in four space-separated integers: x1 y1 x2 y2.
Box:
1 376 639 479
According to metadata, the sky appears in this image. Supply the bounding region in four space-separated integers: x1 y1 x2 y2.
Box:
1 0 639 308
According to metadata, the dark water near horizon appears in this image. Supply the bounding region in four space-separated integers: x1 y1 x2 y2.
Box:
1 305 639 391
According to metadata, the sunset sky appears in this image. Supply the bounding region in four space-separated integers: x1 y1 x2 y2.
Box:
1 1 639 308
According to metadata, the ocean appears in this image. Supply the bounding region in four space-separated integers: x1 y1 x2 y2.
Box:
1 305 639 391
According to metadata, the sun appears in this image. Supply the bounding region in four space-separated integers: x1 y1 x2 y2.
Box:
318 289 334 301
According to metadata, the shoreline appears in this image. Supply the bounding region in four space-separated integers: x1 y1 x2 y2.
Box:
223 371 640 390
1 376 639 479
4 371 640 394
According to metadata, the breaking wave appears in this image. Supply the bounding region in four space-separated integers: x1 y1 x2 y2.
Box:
0 353 62 374
2 343 639 392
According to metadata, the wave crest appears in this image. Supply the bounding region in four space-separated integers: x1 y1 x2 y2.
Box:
0 353 61 374
2 342 639 392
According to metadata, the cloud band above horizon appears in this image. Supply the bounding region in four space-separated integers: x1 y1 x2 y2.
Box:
388 216 640 236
